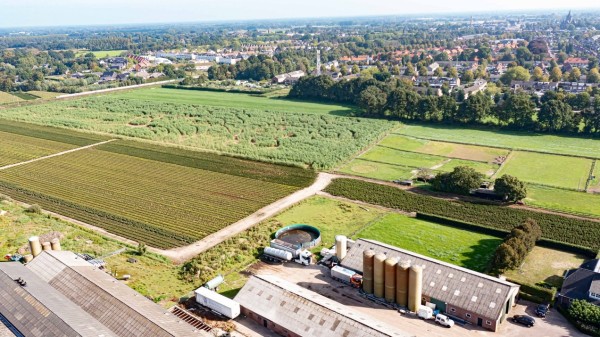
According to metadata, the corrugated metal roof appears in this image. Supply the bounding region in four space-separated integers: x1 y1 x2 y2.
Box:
234 274 413 337
26 251 210 337
341 239 519 320
0 262 116 337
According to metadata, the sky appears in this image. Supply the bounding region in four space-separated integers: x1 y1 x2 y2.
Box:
1 0 599 28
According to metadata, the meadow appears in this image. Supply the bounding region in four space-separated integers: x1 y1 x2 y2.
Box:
496 151 593 190
338 159 416 181
354 213 501 272
0 88 392 169
526 185 600 218
75 49 127 58
0 130 76 167
0 91 22 104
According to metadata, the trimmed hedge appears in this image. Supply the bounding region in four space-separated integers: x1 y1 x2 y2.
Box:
325 179 600 255
506 278 556 303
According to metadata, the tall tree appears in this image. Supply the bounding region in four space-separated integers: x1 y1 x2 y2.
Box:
538 100 575 132
494 175 528 202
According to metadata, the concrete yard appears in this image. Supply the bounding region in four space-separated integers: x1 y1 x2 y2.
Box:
246 262 585 337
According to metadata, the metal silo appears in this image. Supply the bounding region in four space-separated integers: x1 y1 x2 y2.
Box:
396 261 410 307
362 249 375 294
28 236 42 257
50 238 61 251
41 242 51 251
384 257 398 303
335 235 347 260
408 265 423 312
373 253 386 298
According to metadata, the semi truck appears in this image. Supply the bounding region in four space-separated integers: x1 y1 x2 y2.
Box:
262 247 312 265
195 287 240 319
330 265 362 288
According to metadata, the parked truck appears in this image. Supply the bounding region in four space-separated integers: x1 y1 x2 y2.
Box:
263 247 312 265
195 287 240 319
331 265 362 288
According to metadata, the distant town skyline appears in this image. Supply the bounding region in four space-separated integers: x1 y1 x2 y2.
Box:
2 0 600 28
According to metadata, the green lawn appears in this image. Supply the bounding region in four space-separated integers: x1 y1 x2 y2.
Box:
496 151 593 190
353 213 502 272
436 158 499 177
590 160 600 192
0 91 22 104
75 49 127 58
397 124 600 159
116 87 357 115
338 158 416 181
526 185 600 218
360 146 444 169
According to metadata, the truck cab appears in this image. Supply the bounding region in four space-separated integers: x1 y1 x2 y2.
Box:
294 250 312 265
435 314 454 328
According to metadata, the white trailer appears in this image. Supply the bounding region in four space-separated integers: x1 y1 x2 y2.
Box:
195 287 240 319
264 247 293 262
331 265 357 283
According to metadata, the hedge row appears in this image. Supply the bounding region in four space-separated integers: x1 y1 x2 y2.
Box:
162 84 269 95
505 278 556 303
325 179 600 253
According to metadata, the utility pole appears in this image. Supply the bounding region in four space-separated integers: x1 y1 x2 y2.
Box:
316 49 321 75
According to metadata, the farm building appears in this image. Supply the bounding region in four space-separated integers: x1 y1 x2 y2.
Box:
234 274 412 337
556 259 600 307
340 239 520 332
0 250 210 337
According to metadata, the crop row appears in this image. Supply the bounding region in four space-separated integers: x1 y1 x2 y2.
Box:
325 178 600 251
0 119 108 146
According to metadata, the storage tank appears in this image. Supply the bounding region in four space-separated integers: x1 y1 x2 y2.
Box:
204 275 225 290
28 236 42 257
22 255 33 263
50 238 61 251
396 261 410 307
195 287 240 319
41 241 51 252
408 265 423 312
384 257 398 303
335 235 347 260
264 247 293 261
362 249 375 294
373 253 386 298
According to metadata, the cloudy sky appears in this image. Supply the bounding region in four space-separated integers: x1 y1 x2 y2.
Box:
1 0 599 28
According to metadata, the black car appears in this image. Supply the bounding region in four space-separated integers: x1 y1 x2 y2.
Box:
535 304 550 317
512 315 536 327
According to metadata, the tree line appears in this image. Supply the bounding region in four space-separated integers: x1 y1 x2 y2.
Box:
289 75 600 135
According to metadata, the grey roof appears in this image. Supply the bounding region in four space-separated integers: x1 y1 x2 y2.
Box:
25 251 209 337
341 239 519 320
234 274 412 337
0 262 116 337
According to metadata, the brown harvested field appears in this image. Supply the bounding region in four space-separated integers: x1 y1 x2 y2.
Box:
502 246 587 288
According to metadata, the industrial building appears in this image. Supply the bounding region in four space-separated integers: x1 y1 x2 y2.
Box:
234 274 412 337
0 249 210 337
340 239 520 332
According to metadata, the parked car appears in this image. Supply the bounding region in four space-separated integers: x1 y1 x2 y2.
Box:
535 303 550 317
512 315 535 327
434 314 454 328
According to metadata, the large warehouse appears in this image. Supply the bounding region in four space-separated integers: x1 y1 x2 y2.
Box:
0 250 210 337
340 239 520 332
235 274 412 337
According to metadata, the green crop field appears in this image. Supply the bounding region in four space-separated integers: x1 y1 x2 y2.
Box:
0 146 308 249
526 185 600 218
10 92 39 100
0 88 392 169
354 213 501 272
496 151 592 190
0 130 76 167
397 124 600 159
0 92 22 104
75 49 127 58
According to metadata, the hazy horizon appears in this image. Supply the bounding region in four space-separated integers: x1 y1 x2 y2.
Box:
2 0 600 29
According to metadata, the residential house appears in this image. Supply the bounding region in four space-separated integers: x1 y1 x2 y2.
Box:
271 70 305 84
563 57 589 71
100 71 117 82
463 79 488 99
557 259 600 307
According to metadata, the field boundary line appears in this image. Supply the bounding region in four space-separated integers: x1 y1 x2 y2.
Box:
489 150 513 180
0 139 117 171
585 160 596 192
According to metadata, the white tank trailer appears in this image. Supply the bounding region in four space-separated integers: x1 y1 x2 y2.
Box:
204 275 225 290
195 287 240 319
263 247 293 262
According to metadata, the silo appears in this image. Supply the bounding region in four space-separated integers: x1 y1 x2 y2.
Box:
42 242 51 251
384 257 398 303
396 261 410 307
373 253 386 298
408 265 423 312
335 235 347 260
22 255 33 263
28 236 42 257
362 250 375 294
50 238 61 251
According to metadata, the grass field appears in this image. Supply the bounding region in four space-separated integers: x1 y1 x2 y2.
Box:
338 159 417 180
10 92 39 100
0 199 188 307
0 130 76 167
503 247 586 288
353 213 501 272
0 91 22 104
496 151 593 190
526 185 600 218
0 88 392 169
590 161 600 192
397 124 600 159
75 49 127 58
26 91 61 99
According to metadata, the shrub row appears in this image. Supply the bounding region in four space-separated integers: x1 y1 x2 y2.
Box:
505 278 556 303
162 84 269 95
325 179 600 253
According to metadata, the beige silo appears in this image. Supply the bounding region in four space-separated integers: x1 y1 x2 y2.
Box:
335 235 347 260
50 238 61 251
42 241 51 251
28 236 42 257
384 257 398 303
22 255 33 263
362 249 375 294
396 261 411 307
373 253 386 298
408 265 423 312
